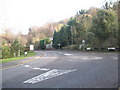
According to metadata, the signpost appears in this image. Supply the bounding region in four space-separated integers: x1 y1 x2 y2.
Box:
30 45 34 51
24 52 27 56
82 40 85 44
58 44 61 49
82 40 85 51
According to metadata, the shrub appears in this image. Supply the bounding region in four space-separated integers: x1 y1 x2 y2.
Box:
2 46 13 58
62 45 79 50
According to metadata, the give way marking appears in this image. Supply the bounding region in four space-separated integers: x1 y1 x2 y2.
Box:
24 65 50 71
23 69 76 84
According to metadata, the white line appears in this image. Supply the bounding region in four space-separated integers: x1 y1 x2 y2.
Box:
113 57 118 60
24 65 31 68
33 68 50 71
64 53 73 56
35 57 40 59
39 68 50 71
24 65 50 71
58 52 62 54
82 57 89 60
33 68 41 70
93 57 103 59
82 57 103 60
23 69 76 84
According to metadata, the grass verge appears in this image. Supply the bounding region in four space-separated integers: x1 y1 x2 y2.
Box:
0 51 36 63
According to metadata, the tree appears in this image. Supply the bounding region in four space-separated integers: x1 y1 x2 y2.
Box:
40 40 45 49
118 1 120 48
52 31 61 48
79 9 86 14
59 26 69 47
11 39 21 56
91 9 118 47
44 38 51 44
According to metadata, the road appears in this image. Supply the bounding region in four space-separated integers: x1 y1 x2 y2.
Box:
2 50 118 88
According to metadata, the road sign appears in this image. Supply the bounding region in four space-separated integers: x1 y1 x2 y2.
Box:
82 40 85 43
24 52 27 56
30 45 34 50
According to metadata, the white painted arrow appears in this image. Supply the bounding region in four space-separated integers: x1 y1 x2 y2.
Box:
23 69 76 84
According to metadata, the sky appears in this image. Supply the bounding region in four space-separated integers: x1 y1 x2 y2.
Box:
0 0 114 35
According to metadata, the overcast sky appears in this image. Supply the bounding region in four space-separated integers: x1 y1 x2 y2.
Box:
0 0 115 35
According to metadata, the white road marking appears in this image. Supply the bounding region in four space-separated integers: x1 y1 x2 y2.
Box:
93 57 103 59
35 57 39 59
113 57 118 60
92 53 96 54
23 69 76 84
24 65 49 71
82 57 103 60
82 57 89 60
58 52 73 56
33 68 50 71
64 54 73 56
58 52 62 54
24 65 31 68
33 68 40 70
40 68 50 71
110 56 118 60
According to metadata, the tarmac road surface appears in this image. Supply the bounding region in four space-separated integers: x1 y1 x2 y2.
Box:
2 50 118 88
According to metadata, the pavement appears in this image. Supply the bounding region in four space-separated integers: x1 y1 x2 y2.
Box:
1 50 118 88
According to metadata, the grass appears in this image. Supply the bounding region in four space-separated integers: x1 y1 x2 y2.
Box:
0 51 36 63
